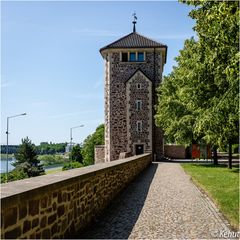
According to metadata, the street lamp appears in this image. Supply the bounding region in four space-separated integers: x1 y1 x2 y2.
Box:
6 113 27 181
70 125 84 150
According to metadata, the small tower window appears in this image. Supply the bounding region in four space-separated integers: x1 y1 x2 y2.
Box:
137 83 142 89
130 52 136 62
121 52 128 62
136 100 142 111
121 52 145 62
138 52 144 62
136 121 142 132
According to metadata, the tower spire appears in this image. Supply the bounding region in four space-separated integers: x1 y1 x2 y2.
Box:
132 12 137 32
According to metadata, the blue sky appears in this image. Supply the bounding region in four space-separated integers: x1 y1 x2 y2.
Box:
1 1 196 145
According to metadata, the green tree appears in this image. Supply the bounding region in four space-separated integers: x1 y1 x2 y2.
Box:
156 1 239 167
82 124 104 166
183 0 239 168
13 137 45 177
70 144 83 163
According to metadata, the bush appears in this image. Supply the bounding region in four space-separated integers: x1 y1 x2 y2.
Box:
14 137 45 177
232 144 239 154
82 124 104 166
38 154 68 166
62 161 83 171
1 168 28 183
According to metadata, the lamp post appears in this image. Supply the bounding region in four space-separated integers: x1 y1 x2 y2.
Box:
70 125 84 150
6 113 27 181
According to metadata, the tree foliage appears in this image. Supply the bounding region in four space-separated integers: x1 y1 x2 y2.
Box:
82 124 104 166
36 142 67 155
13 137 45 177
155 1 239 153
70 144 83 163
62 161 83 171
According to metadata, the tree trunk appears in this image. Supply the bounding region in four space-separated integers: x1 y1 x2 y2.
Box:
213 145 218 165
228 142 232 169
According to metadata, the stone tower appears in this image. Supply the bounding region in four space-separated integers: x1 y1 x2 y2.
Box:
99 22 167 162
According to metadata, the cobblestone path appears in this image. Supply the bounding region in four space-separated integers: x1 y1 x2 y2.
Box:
79 163 231 239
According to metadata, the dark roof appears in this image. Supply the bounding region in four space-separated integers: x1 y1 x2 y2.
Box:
100 32 167 52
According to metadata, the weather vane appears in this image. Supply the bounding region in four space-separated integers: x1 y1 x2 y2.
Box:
132 12 137 32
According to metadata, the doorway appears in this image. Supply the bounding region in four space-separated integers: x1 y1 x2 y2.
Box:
135 144 144 155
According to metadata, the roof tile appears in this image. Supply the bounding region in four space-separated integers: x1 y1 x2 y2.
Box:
100 32 167 52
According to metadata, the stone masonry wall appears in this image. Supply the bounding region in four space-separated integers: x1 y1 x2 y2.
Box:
126 71 152 155
1 154 151 239
94 145 105 164
164 145 186 159
104 49 164 161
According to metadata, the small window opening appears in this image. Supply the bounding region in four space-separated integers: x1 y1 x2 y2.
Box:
138 52 144 62
137 121 142 132
122 53 128 62
136 100 142 111
130 52 136 62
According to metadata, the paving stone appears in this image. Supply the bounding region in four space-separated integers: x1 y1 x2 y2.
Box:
79 163 232 239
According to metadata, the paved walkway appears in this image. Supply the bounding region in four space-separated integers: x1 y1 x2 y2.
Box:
79 163 231 239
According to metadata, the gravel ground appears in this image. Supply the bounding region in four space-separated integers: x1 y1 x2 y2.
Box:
79 162 232 239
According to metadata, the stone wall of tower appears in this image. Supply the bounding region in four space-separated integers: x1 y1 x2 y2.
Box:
104 49 164 161
104 54 111 162
126 71 152 155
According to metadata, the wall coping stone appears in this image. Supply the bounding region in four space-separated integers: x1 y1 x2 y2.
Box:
1 153 151 208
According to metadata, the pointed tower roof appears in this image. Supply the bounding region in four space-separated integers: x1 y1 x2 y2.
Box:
100 32 167 63
100 32 167 51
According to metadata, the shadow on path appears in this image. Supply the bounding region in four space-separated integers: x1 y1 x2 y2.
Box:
77 163 158 239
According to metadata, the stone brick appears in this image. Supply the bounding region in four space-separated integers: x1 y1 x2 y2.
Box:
53 202 57 211
32 218 39 228
36 232 41 239
42 229 50 239
58 193 62 203
48 213 57 225
57 205 65 217
4 206 17 228
19 205 27 220
40 196 48 209
47 207 52 213
40 216 47 228
51 223 58 235
5 226 21 239
30 233 36 239
53 191 58 198
29 199 39 216
62 192 67 202
23 220 31 233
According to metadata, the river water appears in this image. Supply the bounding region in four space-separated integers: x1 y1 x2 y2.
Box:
1 158 15 173
0 158 63 173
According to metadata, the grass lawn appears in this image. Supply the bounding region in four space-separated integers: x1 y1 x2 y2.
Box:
181 163 239 230
46 168 62 174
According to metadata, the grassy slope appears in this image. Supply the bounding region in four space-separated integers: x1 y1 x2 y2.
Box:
181 163 239 230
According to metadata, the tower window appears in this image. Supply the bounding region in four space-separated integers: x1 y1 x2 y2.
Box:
136 121 142 132
137 83 142 89
130 52 136 62
121 52 145 62
122 52 128 62
138 52 144 62
136 100 142 111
